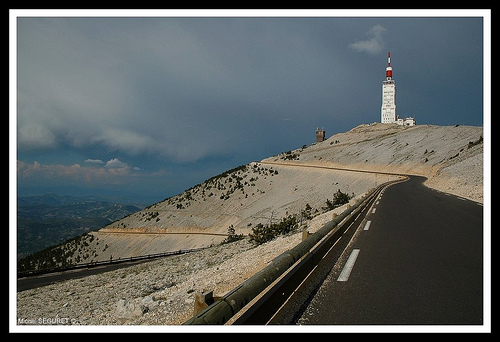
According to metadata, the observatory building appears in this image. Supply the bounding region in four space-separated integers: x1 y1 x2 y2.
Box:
381 52 416 126
315 127 325 143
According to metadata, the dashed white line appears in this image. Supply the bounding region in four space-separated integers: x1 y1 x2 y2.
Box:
363 221 372 231
337 249 360 282
371 208 376 214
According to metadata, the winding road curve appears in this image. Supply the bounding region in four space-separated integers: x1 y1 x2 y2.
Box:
297 175 483 325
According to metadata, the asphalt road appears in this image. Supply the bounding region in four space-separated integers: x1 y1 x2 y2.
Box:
297 176 484 325
17 259 147 292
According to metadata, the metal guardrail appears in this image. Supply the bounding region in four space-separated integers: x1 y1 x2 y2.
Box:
183 179 403 325
17 247 206 278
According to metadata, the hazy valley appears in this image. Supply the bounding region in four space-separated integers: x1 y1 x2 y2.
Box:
17 194 142 259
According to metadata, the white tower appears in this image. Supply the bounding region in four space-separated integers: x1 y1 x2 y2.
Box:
381 52 397 123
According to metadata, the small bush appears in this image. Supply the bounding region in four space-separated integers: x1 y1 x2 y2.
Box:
249 215 298 245
323 189 352 211
221 225 245 244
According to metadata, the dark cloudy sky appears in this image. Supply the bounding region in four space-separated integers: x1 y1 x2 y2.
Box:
13 10 488 205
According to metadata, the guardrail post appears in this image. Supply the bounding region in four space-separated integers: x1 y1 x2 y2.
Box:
193 290 215 316
301 229 312 241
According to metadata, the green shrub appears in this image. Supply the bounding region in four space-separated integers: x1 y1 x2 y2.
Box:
249 215 298 245
323 189 352 211
221 225 245 244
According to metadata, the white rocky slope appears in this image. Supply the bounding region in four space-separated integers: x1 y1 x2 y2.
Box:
17 123 484 327
64 124 483 265
263 123 483 202
83 164 396 263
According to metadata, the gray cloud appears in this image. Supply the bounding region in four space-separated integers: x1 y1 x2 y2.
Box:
15 15 485 201
349 24 387 54
104 158 129 169
84 159 104 164
17 123 56 150
17 18 352 163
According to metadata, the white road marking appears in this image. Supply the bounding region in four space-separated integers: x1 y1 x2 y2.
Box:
337 249 360 282
363 221 371 231
371 208 376 214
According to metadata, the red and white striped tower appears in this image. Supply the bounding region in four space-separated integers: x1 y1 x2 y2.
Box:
386 51 393 78
381 52 397 123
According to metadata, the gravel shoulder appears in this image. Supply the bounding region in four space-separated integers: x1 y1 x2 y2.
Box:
16 202 349 327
